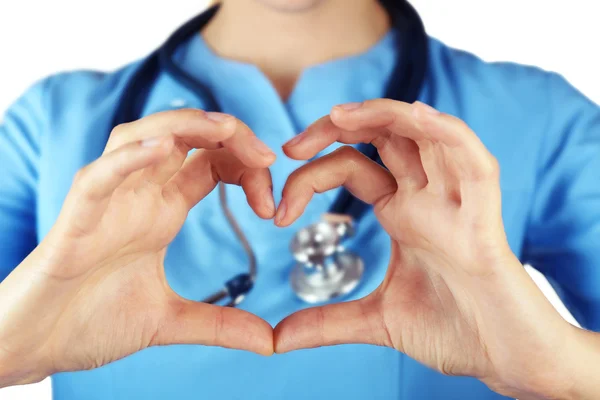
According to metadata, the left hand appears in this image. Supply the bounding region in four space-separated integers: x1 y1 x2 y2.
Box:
273 100 577 399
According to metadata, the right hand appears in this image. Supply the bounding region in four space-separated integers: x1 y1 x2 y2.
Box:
0 109 276 387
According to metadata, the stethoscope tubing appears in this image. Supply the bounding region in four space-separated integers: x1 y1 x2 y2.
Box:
109 0 429 306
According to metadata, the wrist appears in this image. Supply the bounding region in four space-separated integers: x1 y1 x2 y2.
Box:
475 253 581 399
558 325 600 400
0 247 63 388
0 346 50 388
487 314 599 400
484 323 577 400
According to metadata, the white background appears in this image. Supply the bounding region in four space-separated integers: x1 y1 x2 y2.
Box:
0 0 598 399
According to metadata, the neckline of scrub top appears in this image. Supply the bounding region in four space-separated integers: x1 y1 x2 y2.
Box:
172 29 399 137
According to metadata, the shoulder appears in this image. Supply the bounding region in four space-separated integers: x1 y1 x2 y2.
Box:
426 37 599 112
425 38 600 190
36 61 142 119
426 37 558 106
0 59 149 195
0 59 146 162
427 37 598 134
3 60 143 132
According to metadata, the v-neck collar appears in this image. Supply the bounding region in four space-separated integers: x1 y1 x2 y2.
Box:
173 29 399 137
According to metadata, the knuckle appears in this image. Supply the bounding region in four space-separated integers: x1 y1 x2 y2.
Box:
71 167 95 199
109 122 129 139
112 151 131 178
316 307 326 343
481 154 500 179
213 307 226 345
333 145 359 158
73 167 87 183
287 165 306 185
365 98 395 110
489 155 500 174
284 168 313 198
184 107 206 117
106 123 130 150
363 98 381 109
332 146 362 172
320 119 340 139
453 116 470 131
72 166 91 189
176 107 208 122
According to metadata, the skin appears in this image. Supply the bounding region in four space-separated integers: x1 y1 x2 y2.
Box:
0 110 277 385
274 101 600 399
1 0 599 399
202 0 390 98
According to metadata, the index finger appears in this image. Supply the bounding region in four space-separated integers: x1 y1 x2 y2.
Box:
283 101 465 160
330 100 492 161
284 100 498 182
106 108 276 169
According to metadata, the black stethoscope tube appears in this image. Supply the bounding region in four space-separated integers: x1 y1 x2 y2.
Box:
109 0 429 305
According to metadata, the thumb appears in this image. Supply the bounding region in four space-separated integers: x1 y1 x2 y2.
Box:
274 296 392 353
152 298 274 356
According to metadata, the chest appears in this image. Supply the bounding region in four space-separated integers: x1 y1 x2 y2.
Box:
36 88 536 326
40 76 533 400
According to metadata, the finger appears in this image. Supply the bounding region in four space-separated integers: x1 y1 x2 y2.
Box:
237 169 276 220
166 149 275 218
412 103 500 209
274 296 390 353
281 101 417 161
334 100 497 182
153 299 273 356
330 100 465 146
106 109 276 169
207 150 275 218
63 135 174 234
284 100 495 197
275 146 396 227
140 140 191 186
282 114 380 160
413 102 500 182
283 116 427 187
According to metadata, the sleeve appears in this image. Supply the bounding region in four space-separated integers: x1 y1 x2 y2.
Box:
0 80 49 281
522 72 600 330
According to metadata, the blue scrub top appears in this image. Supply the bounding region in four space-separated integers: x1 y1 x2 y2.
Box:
1 27 600 400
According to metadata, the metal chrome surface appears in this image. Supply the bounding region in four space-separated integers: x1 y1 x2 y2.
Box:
290 251 364 304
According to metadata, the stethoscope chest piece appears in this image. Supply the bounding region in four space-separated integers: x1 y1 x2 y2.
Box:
111 0 428 308
290 217 364 304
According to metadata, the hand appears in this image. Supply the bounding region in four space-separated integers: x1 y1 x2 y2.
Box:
274 101 577 399
0 110 276 387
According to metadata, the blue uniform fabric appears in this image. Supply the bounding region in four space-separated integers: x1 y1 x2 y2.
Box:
1 26 599 400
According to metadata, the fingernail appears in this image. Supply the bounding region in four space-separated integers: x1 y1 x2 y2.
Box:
284 132 305 147
141 136 163 147
251 136 276 157
337 102 363 111
206 112 231 122
264 187 275 214
415 101 440 115
274 200 287 225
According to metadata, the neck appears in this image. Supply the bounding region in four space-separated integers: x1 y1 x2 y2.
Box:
202 0 390 99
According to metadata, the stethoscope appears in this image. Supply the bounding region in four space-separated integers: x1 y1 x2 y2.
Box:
111 0 428 307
